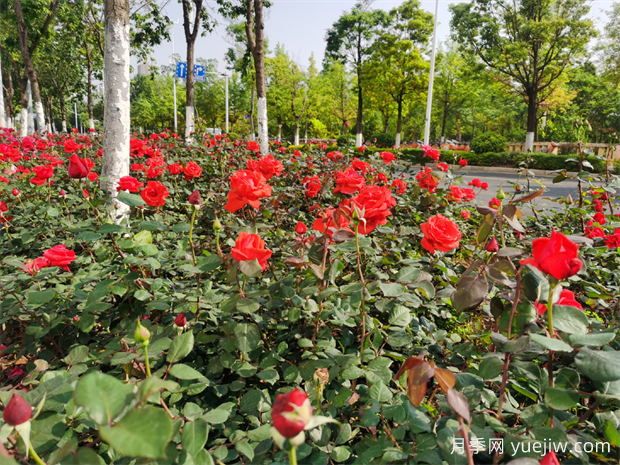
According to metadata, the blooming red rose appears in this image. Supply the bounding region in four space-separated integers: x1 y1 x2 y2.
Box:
87 171 98 182
351 185 396 234
458 158 468 167
420 214 462 254
67 154 89 179
380 151 396 164
592 211 606 225
522 231 582 281
63 139 82 154
302 176 322 198
117 176 143 193
312 207 351 237
140 181 170 207
422 145 440 161
604 228 620 249
246 154 283 180
351 158 370 173
22 256 51 275
30 165 54 185
489 197 502 209
539 451 560 465
167 163 183 175
536 289 583 315
3 394 32 426
43 244 76 270
231 232 272 270
271 388 312 438
447 186 476 202
460 209 471 220
326 151 344 162
246 140 260 152
224 170 272 213
391 178 407 195
183 161 203 180
437 162 449 172
415 167 439 193
334 168 365 195
295 221 307 235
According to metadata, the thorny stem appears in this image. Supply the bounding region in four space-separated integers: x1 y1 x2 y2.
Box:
458 416 475 465
546 281 557 412
188 207 198 265
143 343 152 377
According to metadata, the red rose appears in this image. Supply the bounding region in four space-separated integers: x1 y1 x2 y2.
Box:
63 139 81 154
67 154 89 179
458 158 468 167
246 154 283 180
536 289 583 315
420 214 462 254
485 237 499 252
183 161 202 180
43 244 77 270
167 163 183 175
380 151 396 164
460 209 471 220
188 190 202 205
415 167 439 193
174 313 187 327
422 145 440 161
312 207 351 237
295 221 307 235
246 140 260 152
351 185 396 234
391 178 407 195
523 231 582 280
489 197 502 209
437 162 449 172
333 167 365 195
224 170 272 213
2 394 32 426
326 151 344 162
140 181 170 207
604 228 620 249
539 451 560 465
30 165 54 185
351 158 370 173
22 256 51 275
117 176 143 193
303 176 322 198
271 388 312 438
231 232 272 270
87 171 98 182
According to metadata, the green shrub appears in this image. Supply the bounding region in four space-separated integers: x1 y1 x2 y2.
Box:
471 132 507 153
369 133 394 147
336 135 350 147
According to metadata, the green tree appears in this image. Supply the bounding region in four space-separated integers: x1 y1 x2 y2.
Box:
451 0 594 150
325 1 386 146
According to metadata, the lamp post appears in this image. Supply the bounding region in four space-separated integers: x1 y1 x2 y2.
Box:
423 0 439 146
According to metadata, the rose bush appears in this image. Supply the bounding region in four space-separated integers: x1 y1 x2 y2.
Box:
0 129 618 464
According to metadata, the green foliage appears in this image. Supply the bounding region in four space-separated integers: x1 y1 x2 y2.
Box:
471 132 507 154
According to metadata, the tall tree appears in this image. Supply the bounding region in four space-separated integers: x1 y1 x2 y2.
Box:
600 2 620 87
102 0 130 222
13 0 60 133
451 0 594 150
245 0 268 154
367 0 431 147
325 2 386 147
0 54 5 128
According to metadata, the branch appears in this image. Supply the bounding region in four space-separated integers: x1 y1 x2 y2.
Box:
29 0 61 54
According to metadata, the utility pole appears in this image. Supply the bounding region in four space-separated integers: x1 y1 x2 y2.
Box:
423 0 439 146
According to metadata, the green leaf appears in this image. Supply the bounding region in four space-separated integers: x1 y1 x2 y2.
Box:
331 446 352 462
182 418 209 457
529 334 573 352
27 289 56 306
452 273 488 311
167 331 195 363
73 372 134 425
369 381 393 402
568 332 616 347
117 191 145 207
379 282 406 297
389 305 412 327
604 420 620 447
99 406 173 458
553 306 589 334
239 259 263 277
544 387 580 410
234 323 261 353
235 440 254 461
478 355 503 380
575 349 620 382
169 363 207 381
203 408 231 424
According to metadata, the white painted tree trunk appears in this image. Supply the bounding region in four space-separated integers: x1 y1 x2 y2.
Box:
395 132 401 148
7 117 13 129
304 130 307 144
185 105 194 141
294 125 300 145
355 132 363 147
88 118 95 131
26 82 35 134
19 109 28 136
62 119 67 133
524 132 535 152
257 96 268 154
34 101 45 133
102 0 131 224
0 56 5 128
276 124 281 142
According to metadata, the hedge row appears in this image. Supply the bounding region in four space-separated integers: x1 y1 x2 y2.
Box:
366 147 616 173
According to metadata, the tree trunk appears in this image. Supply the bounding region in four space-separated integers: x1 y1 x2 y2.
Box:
182 0 202 142
294 123 300 146
355 71 363 147
18 76 28 136
440 94 449 142
60 94 67 132
247 0 268 154
524 87 537 151
5 63 14 125
14 0 46 133
0 55 5 128
102 0 131 223
86 46 95 130
395 98 403 148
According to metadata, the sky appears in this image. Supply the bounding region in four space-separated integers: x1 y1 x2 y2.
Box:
150 0 615 73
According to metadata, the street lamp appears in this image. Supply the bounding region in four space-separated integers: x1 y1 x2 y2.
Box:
423 0 439 146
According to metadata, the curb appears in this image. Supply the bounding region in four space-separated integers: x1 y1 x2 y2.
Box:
402 163 578 178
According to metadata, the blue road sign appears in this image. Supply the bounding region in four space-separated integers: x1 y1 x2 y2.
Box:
176 62 187 79
193 64 206 81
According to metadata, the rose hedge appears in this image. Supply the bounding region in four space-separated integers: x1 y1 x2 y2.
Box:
0 133 618 465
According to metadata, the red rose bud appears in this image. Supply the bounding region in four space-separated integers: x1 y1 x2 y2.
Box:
540 451 560 465
174 313 187 327
295 221 308 235
485 237 499 252
460 209 471 220
67 154 89 179
188 190 202 205
3 394 32 426
271 388 312 438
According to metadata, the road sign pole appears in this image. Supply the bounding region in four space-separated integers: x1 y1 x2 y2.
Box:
173 76 178 134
